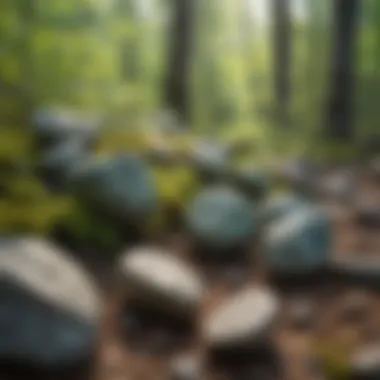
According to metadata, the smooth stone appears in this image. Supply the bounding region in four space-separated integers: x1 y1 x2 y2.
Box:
185 185 256 251
170 353 202 380
119 247 203 318
187 141 229 180
278 158 314 193
351 344 380 379
259 193 309 224
0 236 100 369
70 153 157 222
265 207 332 275
38 139 88 189
203 286 279 349
31 107 101 147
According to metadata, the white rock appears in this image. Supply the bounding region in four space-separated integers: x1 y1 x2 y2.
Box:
119 247 203 317
203 287 279 349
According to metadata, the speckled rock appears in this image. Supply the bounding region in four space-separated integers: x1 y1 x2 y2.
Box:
203 286 279 349
70 153 157 222
264 207 332 275
119 247 203 318
31 107 101 148
185 185 256 251
0 237 100 369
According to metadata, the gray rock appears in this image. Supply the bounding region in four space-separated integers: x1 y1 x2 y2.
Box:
70 153 157 222
170 353 202 380
203 286 279 349
0 237 100 368
318 169 356 201
39 139 88 189
264 206 332 275
259 193 309 224
185 185 256 251
31 107 101 148
187 141 229 181
119 247 203 318
351 344 380 379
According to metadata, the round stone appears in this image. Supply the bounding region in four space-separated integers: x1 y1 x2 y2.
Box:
185 185 256 251
0 237 100 369
70 153 157 222
170 353 202 380
203 286 279 349
119 247 203 317
264 207 332 275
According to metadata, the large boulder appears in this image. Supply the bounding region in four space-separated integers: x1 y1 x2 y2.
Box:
119 247 203 318
0 237 100 369
264 207 332 275
185 185 256 251
70 153 157 223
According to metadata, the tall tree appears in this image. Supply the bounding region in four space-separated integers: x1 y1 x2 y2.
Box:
163 0 197 125
272 0 291 126
325 0 359 140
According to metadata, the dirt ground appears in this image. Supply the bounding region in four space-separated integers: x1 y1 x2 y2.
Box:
1 167 380 380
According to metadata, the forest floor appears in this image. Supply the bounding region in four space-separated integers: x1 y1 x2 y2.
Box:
1 166 380 380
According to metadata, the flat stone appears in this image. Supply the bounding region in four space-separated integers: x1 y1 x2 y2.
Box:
70 153 157 222
351 344 380 379
185 185 256 251
119 247 203 318
265 207 332 275
0 237 100 369
203 286 279 349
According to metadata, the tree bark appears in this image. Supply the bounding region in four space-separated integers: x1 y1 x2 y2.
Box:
163 0 196 125
272 0 291 126
325 0 360 140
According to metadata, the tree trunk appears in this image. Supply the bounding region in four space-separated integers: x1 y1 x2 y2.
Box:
272 0 291 126
325 0 359 140
163 0 196 125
